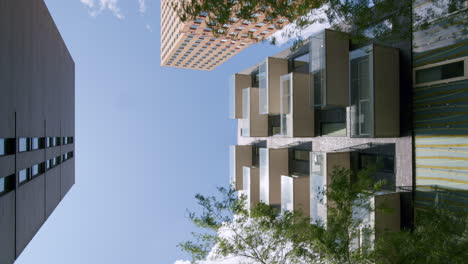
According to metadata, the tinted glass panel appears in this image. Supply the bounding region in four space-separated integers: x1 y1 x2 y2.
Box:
416 61 464 84
0 139 4 156
19 138 28 152
19 169 28 183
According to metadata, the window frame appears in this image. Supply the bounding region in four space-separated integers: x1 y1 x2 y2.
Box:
413 56 468 87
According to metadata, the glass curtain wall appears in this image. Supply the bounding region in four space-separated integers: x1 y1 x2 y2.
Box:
241 88 250 136
310 152 327 225
310 31 326 107
281 176 294 212
259 60 268 114
243 166 251 209
350 46 374 137
280 73 293 137
259 148 269 204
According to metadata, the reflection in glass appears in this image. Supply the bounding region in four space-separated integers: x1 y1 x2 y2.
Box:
229 74 236 118
310 31 326 107
281 176 294 212
241 88 250 136
229 146 236 187
350 46 374 137
19 138 28 152
32 138 39 150
19 169 28 183
243 167 251 209
0 139 4 156
310 152 326 225
259 148 269 204
280 74 292 136
259 60 268 114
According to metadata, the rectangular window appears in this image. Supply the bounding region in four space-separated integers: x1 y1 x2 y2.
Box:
18 168 30 184
0 175 15 195
31 137 39 150
56 137 61 146
0 139 4 156
414 57 467 86
294 150 310 161
19 138 29 152
32 164 39 177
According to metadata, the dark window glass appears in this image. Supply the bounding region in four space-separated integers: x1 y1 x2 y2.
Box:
416 60 464 84
0 139 4 156
0 175 15 194
294 150 310 161
56 137 61 146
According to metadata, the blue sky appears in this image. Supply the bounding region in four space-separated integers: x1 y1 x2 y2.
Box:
14 1 284 263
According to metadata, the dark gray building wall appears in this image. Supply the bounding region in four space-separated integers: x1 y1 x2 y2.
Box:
0 0 75 263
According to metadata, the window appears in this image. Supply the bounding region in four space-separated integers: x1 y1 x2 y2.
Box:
0 139 3 156
32 164 39 177
0 138 14 156
18 168 30 184
414 57 467 86
0 175 14 195
31 137 39 150
19 138 29 152
194 18 203 24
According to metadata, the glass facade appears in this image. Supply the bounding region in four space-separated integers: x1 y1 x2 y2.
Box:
310 152 327 225
350 46 374 138
280 74 293 137
243 166 251 208
241 88 250 136
259 148 269 204
229 74 236 119
310 31 326 107
281 176 294 212
259 60 268 114
229 146 236 187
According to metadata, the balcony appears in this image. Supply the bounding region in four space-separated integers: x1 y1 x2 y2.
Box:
310 143 397 227
258 57 289 115
349 44 400 138
259 147 289 207
229 73 252 119
230 142 265 191
310 29 350 108
240 87 268 137
280 72 315 137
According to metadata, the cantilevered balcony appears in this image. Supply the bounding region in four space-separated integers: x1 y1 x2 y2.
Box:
310 29 350 108
280 72 315 137
258 57 289 115
230 142 264 191
240 87 268 137
349 44 400 138
229 73 252 119
310 143 397 227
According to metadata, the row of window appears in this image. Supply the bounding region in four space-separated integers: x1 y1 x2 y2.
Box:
18 151 74 185
18 136 74 152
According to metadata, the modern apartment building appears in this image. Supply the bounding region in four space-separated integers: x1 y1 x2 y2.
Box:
0 0 75 263
160 0 288 70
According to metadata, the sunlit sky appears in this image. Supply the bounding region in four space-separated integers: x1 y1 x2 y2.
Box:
15 1 285 263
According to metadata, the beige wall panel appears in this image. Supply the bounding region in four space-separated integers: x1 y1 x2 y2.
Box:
375 192 401 240
250 88 268 137
269 148 289 206
292 73 314 137
294 176 310 217
325 30 349 107
235 145 253 190
234 74 252 119
374 45 400 137
268 57 289 114
249 168 260 208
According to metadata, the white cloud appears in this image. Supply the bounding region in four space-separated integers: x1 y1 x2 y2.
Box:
138 0 147 14
174 261 191 264
80 0 95 8
80 0 124 20
146 24 152 32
